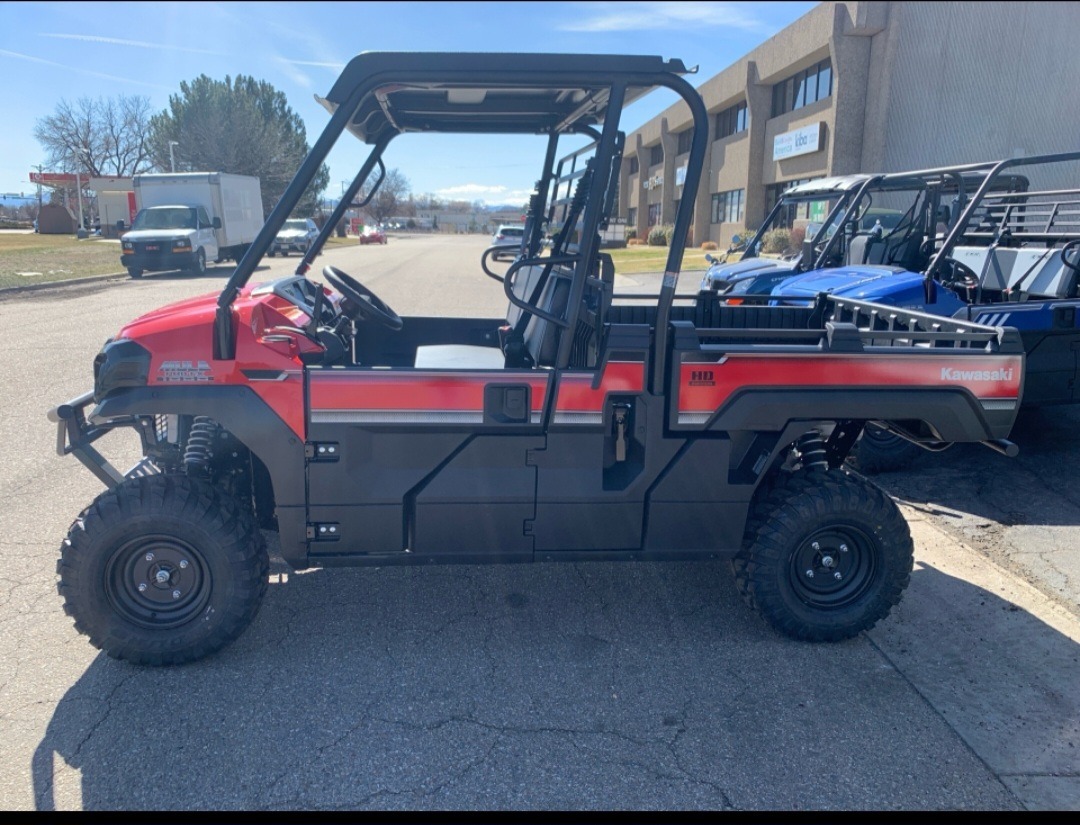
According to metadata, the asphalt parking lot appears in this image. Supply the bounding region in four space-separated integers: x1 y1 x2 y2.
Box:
0 234 1076 810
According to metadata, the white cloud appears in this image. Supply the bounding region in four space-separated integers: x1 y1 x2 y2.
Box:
434 183 534 204
559 1 769 33
272 56 313 89
284 59 346 70
40 32 225 56
0 48 173 91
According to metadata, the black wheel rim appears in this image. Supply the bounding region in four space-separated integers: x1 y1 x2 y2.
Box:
105 535 212 628
788 525 877 609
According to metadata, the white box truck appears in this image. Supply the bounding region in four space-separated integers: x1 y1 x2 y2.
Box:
118 172 264 278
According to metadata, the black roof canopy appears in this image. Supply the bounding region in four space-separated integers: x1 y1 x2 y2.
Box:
318 51 690 143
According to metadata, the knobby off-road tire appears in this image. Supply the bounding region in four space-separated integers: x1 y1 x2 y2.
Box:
731 468 913 642
58 474 268 665
849 424 923 474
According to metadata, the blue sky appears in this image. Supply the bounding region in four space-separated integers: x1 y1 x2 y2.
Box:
0 1 816 205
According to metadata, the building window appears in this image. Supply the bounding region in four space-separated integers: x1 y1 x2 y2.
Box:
627 207 637 226
676 129 693 156
628 156 639 175
714 101 748 140
764 178 824 228
771 58 832 118
648 203 662 226
649 144 664 166
711 189 745 224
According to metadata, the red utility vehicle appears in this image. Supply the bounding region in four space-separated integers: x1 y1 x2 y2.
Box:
50 53 1024 665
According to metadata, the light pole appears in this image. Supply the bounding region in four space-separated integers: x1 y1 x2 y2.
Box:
341 181 351 232
168 141 179 173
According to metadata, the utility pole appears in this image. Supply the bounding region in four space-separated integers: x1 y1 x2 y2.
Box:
76 171 84 233
168 141 179 173
34 164 42 220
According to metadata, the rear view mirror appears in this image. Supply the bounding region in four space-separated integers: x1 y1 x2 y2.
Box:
212 217 222 230
730 234 742 246
705 253 716 264
116 220 126 231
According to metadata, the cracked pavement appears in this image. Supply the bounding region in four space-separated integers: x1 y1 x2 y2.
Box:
0 235 1076 810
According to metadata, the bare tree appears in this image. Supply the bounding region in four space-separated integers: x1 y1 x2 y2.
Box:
365 168 411 225
34 96 155 178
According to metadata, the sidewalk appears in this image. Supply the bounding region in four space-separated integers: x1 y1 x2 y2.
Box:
870 508 1080 811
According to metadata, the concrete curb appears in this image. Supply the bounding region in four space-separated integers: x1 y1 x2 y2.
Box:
0 271 129 296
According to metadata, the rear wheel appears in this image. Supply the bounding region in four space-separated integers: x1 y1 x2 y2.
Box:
57 475 268 665
268 249 276 258
851 424 924 474
731 468 913 642
127 267 143 279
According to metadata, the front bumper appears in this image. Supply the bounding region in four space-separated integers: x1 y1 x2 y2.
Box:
271 239 310 253
48 390 154 488
120 249 197 272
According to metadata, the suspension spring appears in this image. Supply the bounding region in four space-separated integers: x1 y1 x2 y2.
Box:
182 416 219 475
795 432 829 471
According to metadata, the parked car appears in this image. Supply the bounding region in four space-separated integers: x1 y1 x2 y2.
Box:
490 224 524 259
269 217 319 257
358 226 387 245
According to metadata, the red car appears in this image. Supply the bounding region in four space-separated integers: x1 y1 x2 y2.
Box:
358 226 387 245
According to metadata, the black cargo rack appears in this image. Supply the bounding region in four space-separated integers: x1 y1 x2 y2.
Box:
688 294 1022 353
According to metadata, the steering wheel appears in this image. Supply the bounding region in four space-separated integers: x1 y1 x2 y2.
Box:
940 258 980 290
1061 240 1080 274
322 266 403 331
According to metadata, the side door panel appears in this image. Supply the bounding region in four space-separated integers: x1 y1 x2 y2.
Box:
306 368 548 559
530 361 678 552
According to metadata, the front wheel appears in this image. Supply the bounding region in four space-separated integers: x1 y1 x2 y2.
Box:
127 267 143 279
188 248 207 276
731 468 913 642
57 475 268 665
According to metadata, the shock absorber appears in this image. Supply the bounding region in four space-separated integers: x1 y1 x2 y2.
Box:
183 416 219 475
794 431 829 471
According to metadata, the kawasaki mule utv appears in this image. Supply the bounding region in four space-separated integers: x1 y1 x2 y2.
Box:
50 53 1025 664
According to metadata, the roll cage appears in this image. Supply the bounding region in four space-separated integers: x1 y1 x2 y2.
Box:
214 52 710 390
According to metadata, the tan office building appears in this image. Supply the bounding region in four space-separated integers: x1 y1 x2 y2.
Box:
619 1 1080 248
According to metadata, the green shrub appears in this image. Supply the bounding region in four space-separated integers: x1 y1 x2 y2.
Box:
661 224 676 245
760 228 792 254
625 228 637 240
647 225 668 246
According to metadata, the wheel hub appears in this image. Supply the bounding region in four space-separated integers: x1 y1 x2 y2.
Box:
790 527 876 608
105 536 211 628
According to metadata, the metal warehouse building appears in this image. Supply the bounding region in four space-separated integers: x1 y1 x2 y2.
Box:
619 1 1080 248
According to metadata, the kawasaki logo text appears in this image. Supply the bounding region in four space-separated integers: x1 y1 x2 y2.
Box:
940 367 1014 382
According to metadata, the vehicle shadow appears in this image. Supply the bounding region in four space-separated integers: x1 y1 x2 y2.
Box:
867 559 1080 809
874 405 1080 528
31 549 1064 810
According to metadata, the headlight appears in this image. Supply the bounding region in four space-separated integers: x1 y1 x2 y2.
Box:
172 239 190 249
122 241 134 251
